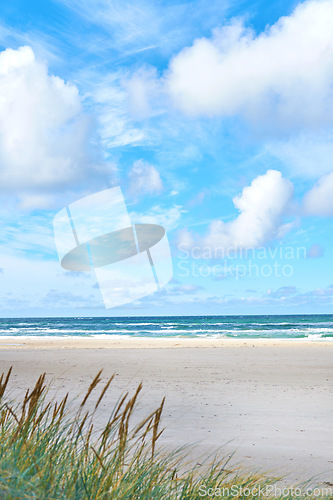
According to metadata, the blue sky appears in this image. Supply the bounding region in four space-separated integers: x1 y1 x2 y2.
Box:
1 0 333 316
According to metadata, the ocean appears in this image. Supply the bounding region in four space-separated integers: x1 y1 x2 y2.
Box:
0 315 332 340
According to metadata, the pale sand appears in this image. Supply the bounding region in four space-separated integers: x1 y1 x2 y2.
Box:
0 338 332 484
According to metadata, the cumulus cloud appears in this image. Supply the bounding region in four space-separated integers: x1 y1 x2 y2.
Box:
303 170 333 215
179 170 294 251
128 159 163 198
167 0 333 130
0 46 101 200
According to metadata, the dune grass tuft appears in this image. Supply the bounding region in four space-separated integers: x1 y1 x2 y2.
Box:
0 368 331 499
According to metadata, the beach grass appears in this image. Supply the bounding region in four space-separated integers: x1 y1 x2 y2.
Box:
0 368 332 499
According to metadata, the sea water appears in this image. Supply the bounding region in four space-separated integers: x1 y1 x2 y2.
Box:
0 315 332 340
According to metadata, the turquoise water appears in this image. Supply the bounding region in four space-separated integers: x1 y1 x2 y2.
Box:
0 315 332 339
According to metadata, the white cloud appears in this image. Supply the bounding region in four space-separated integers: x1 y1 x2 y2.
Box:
0 21 60 64
167 0 333 131
130 204 184 231
126 67 165 120
179 170 294 251
0 46 98 198
128 159 163 198
54 0 232 60
303 170 333 215
91 72 145 148
266 131 333 178
18 194 58 210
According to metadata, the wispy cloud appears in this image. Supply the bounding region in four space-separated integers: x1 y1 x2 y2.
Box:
89 71 146 148
54 0 233 61
265 131 333 179
0 21 61 64
0 213 56 259
42 289 99 307
265 286 298 299
303 171 333 216
130 204 185 231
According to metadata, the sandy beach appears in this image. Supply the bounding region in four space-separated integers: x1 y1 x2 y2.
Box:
0 338 332 485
